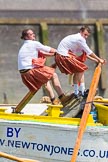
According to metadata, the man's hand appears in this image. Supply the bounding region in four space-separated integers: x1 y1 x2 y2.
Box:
99 58 107 64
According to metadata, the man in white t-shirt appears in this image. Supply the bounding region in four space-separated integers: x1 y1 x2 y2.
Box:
55 26 106 97
18 29 72 105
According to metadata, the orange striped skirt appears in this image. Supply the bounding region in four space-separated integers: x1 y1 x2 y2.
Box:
20 66 55 92
55 51 88 75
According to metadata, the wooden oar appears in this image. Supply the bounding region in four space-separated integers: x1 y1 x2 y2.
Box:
71 63 102 162
15 91 36 113
0 151 39 162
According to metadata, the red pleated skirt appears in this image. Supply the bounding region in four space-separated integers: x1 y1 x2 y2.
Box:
55 51 88 75
20 66 55 92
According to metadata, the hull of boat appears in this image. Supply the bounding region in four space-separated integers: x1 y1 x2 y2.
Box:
0 119 108 162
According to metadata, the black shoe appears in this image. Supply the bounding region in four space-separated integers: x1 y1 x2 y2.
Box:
73 93 80 99
82 89 89 98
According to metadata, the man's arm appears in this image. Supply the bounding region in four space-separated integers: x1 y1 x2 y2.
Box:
39 48 56 57
87 53 106 64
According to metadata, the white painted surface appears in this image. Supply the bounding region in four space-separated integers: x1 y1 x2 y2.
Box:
0 120 108 162
3 103 48 115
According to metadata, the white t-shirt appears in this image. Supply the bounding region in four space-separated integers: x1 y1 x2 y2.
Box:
18 40 51 70
57 33 93 56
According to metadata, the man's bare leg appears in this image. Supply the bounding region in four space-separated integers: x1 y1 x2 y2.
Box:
51 73 64 96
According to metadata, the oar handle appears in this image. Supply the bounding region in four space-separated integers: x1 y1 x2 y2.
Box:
71 63 102 162
0 151 39 162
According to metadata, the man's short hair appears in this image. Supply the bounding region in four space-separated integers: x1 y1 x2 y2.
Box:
21 29 29 40
80 26 91 33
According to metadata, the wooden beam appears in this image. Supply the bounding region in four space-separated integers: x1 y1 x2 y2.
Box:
95 21 107 89
0 18 108 25
15 91 36 113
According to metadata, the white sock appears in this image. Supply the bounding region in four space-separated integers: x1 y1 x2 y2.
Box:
79 83 85 95
73 84 79 95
